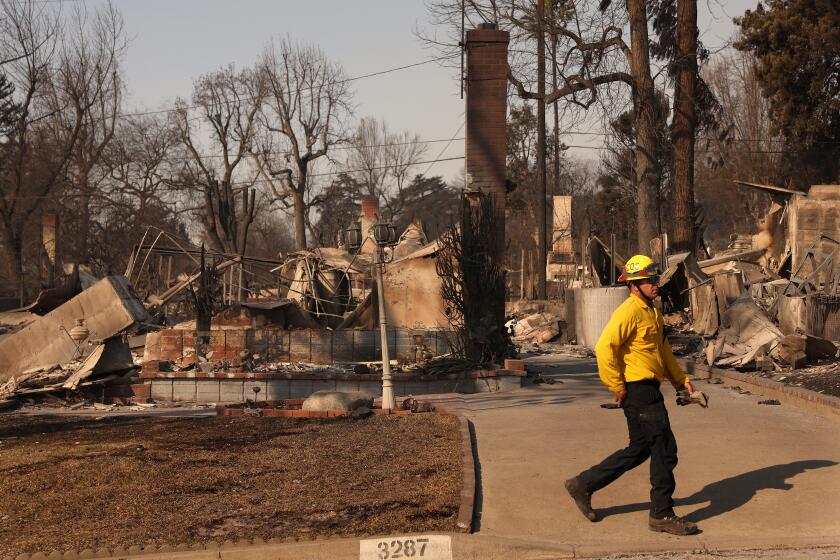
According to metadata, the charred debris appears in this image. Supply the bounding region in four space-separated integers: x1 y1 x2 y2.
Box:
507 183 840 382
0 196 516 408
614 183 840 376
3 183 840 408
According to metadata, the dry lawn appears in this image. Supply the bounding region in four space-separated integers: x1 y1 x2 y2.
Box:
0 412 462 556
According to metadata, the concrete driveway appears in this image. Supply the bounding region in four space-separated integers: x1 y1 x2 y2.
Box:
434 354 840 556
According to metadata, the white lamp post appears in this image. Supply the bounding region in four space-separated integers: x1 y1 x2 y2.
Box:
347 221 398 410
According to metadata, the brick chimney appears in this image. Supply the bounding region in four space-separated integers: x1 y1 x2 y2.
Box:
551 195 573 254
464 23 509 248
42 214 58 288
360 195 380 254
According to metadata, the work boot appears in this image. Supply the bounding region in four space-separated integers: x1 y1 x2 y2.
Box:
564 477 599 522
648 515 699 536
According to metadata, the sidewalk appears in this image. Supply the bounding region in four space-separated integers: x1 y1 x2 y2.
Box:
432 354 840 556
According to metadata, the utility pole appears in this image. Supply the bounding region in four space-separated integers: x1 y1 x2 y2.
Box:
671 0 698 254
552 33 560 202
627 0 660 253
536 0 547 299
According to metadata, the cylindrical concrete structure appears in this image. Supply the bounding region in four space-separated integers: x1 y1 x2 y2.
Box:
573 287 629 350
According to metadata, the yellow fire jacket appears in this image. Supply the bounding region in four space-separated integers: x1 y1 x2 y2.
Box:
594 294 688 393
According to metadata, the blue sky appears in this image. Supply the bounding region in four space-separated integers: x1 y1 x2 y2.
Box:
112 0 759 182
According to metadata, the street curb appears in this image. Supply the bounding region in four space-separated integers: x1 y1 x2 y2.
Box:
6 534 838 560
679 358 840 419
432 401 477 534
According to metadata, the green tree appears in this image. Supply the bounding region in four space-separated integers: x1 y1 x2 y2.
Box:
735 0 840 185
0 72 19 141
312 172 361 248
389 174 460 239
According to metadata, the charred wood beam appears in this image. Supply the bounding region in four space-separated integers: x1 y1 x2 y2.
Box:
697 248 767 268
130 245 282 267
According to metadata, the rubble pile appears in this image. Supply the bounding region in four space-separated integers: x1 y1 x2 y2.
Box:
658 184 840 389
506 300 565 344
403 356 477 376
0 311 36 339
0 218 456 407
153 354 480 379
0 277 148 406
155 356 352 377
511 313 561 343
661 249 840 374
3 182 839 406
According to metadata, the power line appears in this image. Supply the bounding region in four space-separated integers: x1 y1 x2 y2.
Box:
21 52 459 126
182 136 466 164
6 138 837 201
2 155 467 199
307 155 464 179
423 113 465 176
561 143 800 154
117 53 459 120
556 129 840 146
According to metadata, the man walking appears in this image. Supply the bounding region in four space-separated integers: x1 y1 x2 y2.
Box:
564 254 699 536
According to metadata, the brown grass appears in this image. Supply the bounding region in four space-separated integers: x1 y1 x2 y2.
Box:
0 412 462 555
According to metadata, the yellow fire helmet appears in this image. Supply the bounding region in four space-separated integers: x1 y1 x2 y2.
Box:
618 254 662 283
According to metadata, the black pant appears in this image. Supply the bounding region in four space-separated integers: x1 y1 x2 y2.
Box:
576 379 678 518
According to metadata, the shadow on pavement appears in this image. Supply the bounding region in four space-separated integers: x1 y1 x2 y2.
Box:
460 389 605 411
681 459 839 522
464 394 581 411
525 359 598 376
468 419 484 531
597 459 839 522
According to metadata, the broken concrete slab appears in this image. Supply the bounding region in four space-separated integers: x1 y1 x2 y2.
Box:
533 326 560 343
713 272 746 314
0 276 150 381
777 295 808 335
507 299 566 321
512 313 552 336
511 312 561 343
776 333 837 370
391 219 428 261
62 337 134 390
779 335 809 369
0 335 136 399
713 297 783 367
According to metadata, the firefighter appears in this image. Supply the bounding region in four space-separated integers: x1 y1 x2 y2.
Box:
564 254 700 536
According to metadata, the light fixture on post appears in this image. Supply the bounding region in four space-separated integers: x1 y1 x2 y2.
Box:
371 220 399 410
372 223 397 247
346 223 362 253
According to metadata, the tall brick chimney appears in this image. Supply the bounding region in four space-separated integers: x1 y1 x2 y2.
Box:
464 23 509 249
360 195 380 254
